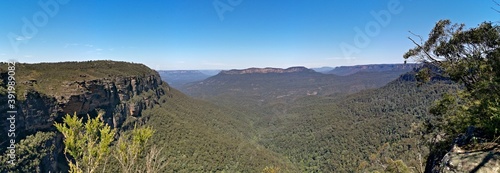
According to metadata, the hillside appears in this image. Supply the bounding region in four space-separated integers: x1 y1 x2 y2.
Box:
141 88 298 172
182 65 418 104
255 76 458 172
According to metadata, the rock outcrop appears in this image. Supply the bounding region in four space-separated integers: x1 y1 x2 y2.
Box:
15 74 165 132
426 127 500 173
440 144 500 173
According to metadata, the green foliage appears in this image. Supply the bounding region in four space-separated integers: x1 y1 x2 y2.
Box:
142 87 300 172
362 143 414 173
114 125 155 173
384 159 411 173
0 132 56 173
177 65 456 172
405 20 500 139
55 113 116 173
54 112 168 173
0 79 7 95
251 80 455 172
428 92 471 135
144 145 169 173
262 166 281 173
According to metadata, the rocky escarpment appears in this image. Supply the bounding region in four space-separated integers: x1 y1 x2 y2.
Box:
220 66 314 75
328 64 421 76
440 144 500 173
425 127 500 173
0 61 169 172
16 75 166 132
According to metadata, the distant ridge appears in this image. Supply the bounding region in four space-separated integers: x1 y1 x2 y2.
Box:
220 66 315 75
158 70 207 74
157 70 211 89
328 63 421 76
312 67 335 73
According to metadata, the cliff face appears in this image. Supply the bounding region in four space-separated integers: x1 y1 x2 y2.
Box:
328 64 421 76
15 75 165 133
220 66 314 75
0 61 168 172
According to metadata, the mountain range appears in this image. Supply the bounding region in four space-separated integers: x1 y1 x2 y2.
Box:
172 63 457 172
181 64 420 103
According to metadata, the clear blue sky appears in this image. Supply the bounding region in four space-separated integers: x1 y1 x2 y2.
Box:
0 0 497 70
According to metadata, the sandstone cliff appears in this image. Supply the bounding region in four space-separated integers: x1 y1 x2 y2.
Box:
328 64 421 76
0 61 168 172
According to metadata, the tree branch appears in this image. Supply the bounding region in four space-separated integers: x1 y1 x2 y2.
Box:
409 31 424 45
492 0 500 13
408 37 440 63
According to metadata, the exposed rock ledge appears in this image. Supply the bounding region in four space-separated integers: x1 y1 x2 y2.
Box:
426 127 500 173
440 143 500 173
15 74 166 133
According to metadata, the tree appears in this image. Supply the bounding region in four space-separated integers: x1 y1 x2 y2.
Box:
362 143 417 173
262 166 281 173
384 159 411 173
0 132 56 172
55 113 116 173
404 20 500 139
113 126 156 173
144 145 169 173
0 80 7 95
55 113 168 173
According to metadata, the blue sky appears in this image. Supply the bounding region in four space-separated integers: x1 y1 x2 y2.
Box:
0 0 497 70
